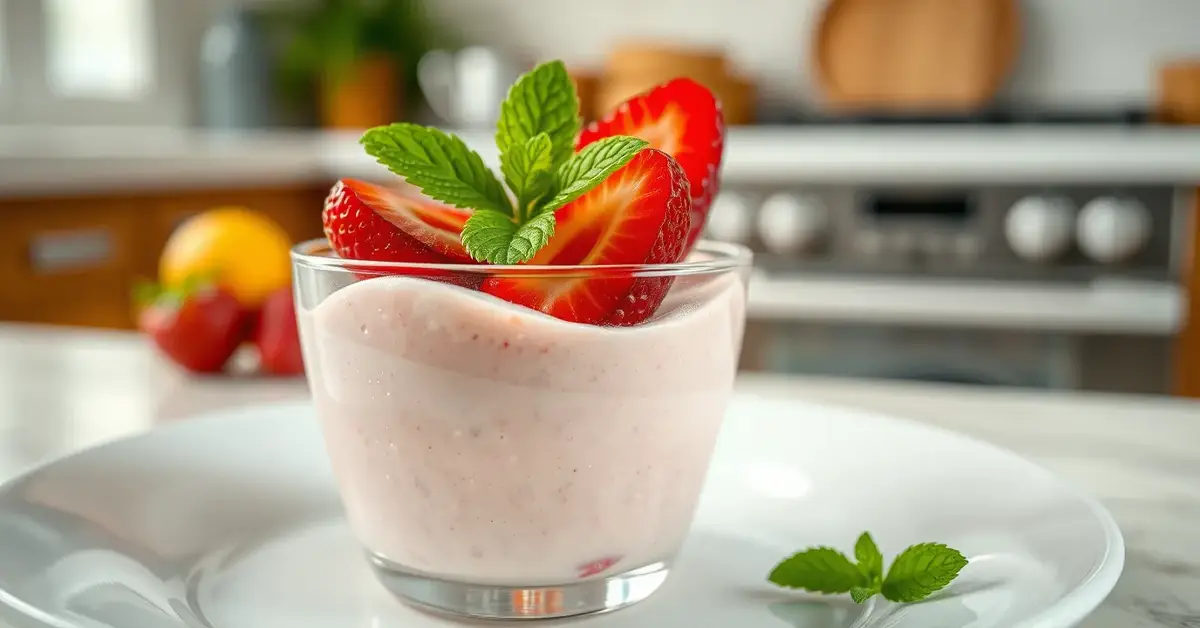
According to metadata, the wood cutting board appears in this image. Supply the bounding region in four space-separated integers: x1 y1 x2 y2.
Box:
813 0 1020 113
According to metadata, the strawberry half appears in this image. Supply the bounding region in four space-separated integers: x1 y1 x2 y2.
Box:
322 178 473 265
482 149 691 326
578 78 724 253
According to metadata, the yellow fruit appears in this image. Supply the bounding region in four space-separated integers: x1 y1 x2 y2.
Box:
159 207 293 308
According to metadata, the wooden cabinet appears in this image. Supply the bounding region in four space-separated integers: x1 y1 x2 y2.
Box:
1174 188 1200 396
0 185 327 330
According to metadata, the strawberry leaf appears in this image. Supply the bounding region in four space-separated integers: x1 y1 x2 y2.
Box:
132 279 163 309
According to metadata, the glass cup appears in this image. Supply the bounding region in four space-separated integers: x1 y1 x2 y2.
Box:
291 239 752 620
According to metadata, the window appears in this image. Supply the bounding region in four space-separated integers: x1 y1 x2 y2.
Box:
0 0 7 90
0 0 183 125
44 0 153 100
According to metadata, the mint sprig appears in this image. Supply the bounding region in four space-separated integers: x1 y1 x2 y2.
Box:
881 543 970 603
461 210 556 265
360 124 513 216
496 60 581 167
768 532 968 605
542 136 649 213
501 133 556 220
360 59 647 265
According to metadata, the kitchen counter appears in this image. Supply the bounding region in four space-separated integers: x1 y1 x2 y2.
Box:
3 125 1200 198
0 324 1196 626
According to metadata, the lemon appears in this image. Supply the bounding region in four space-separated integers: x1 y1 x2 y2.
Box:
159 207 293 308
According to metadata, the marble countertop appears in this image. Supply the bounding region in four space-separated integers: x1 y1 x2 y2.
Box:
0 324 1197 627
3 125 1200 198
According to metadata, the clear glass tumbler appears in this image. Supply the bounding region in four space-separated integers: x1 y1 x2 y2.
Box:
291 239 751 620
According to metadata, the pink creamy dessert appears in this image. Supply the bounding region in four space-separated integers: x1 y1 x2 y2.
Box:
299 274 745 583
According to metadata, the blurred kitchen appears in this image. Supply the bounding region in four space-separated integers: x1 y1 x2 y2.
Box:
1 0 1200 395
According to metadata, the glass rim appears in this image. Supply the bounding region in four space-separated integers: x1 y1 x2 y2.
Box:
291 239 753 278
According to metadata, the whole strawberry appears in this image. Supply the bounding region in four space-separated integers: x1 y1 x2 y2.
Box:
256 286 305 376
136 278 246 374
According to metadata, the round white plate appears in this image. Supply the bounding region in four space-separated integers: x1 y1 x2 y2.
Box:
0 395 1122 628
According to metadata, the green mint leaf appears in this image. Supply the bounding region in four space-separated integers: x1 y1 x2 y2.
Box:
496 60 580 168
501 133 557 218
361 123 513 216
542 136 649 213
767 547 865 594
855 532 884 582
881 543 969 603
461 209 556 264
850 585 880 604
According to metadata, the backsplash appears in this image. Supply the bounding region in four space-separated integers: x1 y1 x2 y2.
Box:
420 0 1200 109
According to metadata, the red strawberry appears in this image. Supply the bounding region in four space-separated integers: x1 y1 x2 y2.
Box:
577 556 621 579
322 178 474 265
256 286 305 376
482 149 691 326
136 279 247 374
578 78 724 252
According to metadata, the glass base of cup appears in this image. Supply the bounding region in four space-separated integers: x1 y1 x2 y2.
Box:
367 551 672 620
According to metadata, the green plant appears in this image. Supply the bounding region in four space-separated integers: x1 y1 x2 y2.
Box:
265 0 448 109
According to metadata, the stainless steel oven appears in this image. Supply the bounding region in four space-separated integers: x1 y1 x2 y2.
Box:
712 176 1186 394
739 321 1174 394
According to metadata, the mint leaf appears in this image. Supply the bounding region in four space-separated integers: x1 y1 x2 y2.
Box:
501 133 557 219
461 209 556 264
361 123 513 216
768 547 865 594
768 533 968 607
881 543 969 603
496 60 580 167
542 136 649 213
855 532 884 583
850 585 879 604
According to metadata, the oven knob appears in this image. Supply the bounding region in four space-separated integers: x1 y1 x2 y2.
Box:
757 193 828 255
704 192 753 244
1077 196 1151 264
1004 196 1076 262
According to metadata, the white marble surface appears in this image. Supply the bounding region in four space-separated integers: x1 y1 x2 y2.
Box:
0 324 1197 627
3 126 1200 198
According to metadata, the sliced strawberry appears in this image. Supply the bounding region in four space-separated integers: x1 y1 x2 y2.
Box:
322 178 473 265
322 179 483 286
578 78 724 252
482 149 691 326
577 555 621 579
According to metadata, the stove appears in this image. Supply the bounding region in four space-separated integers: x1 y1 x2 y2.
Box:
706 107 1185 285
717 107 1185 393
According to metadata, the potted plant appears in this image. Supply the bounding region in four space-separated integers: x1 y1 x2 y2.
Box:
267 0 446 129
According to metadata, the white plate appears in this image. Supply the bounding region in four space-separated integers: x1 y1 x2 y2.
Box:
0 395 1122 628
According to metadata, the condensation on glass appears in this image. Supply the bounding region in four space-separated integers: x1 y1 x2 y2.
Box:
44 0 153 99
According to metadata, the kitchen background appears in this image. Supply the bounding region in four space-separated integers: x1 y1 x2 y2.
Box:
2 0 1200 396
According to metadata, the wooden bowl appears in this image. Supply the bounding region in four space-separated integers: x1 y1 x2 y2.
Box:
596 72 756 126
605 42 730 79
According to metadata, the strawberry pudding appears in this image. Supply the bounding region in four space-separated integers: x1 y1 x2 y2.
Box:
295 60 746 619
298 262 746 583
